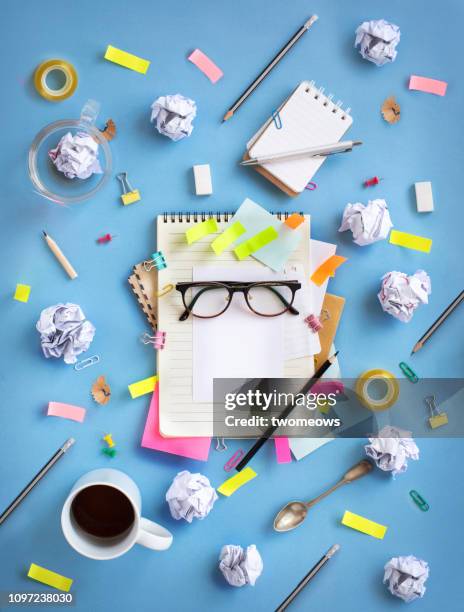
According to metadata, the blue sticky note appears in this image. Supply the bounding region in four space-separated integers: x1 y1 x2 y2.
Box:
228 198 302 271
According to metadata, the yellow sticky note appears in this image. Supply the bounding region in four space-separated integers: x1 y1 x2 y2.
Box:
27 563 73 592
14 284 31 303
234 226 279 260
217 467 257 497
104 45 150 74
128 375 158 399
341 510 387 539
121 190 141 205
211 222 246 255
389 230 432 253
185 218 218 245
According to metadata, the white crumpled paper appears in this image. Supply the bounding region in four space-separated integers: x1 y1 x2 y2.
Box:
36 303 96 365
384 556 429 602
150 94 197 141
48 132 102 179
166 471 218 523
355 19 401 66
339 199 393 246
219 544 263 587
378 270 431 322
365 426 419 476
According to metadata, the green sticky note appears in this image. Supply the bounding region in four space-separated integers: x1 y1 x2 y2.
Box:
185 218 218 245
211 222 246 255
234 226 278 260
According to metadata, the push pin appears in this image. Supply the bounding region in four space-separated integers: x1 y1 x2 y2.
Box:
424 395 448 429
364 176 383 187
144 251 167 271
141 330 166 350
103 433 115 448
117 172 141 205
97 233 117 244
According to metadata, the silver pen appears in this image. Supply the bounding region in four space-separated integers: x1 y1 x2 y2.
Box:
241 140 362 166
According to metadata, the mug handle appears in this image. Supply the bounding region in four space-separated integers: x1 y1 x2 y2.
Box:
136 517 173 551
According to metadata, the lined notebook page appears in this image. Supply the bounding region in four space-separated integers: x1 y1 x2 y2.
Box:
156 214 314 437
248 81 353 194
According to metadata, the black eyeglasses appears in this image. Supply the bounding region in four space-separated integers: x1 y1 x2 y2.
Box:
176 280 301 321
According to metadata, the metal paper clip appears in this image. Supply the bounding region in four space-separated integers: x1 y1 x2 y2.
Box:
117 172 141 205
320 308 330 322
156 283 174 298
272 109 282 129
224 449 245 471
409 489 429 512
215 437 227 452
144 251 167 272
305 181 317 191
141 331 166 350
74 355 100 371
399 361 419 383
424 395 448 429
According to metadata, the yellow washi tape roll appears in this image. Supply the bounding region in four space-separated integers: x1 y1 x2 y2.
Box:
355 369 399 411
34 59 78 101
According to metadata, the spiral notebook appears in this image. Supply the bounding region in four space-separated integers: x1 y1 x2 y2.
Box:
156 211 315 437
246 80 353 196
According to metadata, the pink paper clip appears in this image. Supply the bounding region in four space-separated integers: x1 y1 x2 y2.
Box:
141 331 166 350
304 314 323 332
224 449 245 472
305 181 317 191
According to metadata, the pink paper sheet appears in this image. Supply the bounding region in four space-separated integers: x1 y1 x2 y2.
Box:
409 75 447 96
141 385 211 461
47 402 86 423
274 437 292 464
188 49 223 84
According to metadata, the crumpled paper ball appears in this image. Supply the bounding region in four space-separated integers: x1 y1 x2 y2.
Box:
365 426 419 476
150 94 197 141
355 19 401 66
166 471 218 523
36 303 96 365
339 199 393 246
219 544 263 587
48 132 102 179
384 555 429 602
378 270 431 322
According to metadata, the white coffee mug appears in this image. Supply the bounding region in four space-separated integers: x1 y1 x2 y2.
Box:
61 468 173 560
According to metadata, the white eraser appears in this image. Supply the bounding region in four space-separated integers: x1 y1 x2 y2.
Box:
415 181 434 212
193 164 213 196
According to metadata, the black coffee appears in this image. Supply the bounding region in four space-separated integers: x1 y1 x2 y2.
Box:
71 485 135 538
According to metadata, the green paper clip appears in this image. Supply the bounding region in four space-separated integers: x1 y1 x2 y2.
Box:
409 489 429 511
102 448 117 458
399 361 419 383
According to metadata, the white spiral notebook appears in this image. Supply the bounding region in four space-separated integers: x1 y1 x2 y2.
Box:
246 80 353 195
155 212 316 437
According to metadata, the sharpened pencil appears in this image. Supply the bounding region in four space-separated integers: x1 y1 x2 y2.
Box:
412 290 464 354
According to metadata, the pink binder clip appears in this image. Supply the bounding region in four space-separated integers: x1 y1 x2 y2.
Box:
141 331 166 350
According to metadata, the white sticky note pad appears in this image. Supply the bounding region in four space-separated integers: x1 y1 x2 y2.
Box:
193 164 213 195
415 181 434 212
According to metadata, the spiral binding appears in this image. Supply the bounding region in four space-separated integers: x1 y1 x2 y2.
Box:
163 211 303 222
304 80 351 121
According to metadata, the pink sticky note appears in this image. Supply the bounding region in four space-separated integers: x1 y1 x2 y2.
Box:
274 437 292 464
188 49 223 84
47 402 86 423
141 385 211 461
409 75 448 96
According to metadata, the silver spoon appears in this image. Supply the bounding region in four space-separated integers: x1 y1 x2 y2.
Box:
273 459 374 532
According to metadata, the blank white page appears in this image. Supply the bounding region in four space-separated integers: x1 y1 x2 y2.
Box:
248 81 353 194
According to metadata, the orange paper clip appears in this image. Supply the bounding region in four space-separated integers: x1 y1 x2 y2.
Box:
311 255 347 287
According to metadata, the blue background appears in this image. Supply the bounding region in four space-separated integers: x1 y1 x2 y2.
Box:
1 0 464 610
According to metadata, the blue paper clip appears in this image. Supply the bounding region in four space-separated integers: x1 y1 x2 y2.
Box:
144 251 167 272
305 181 318 191
74 355 100 371
272 109 282 129
399 361 419 383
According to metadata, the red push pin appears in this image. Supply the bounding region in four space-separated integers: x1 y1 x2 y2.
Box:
97 233 117 244
364 176 383 187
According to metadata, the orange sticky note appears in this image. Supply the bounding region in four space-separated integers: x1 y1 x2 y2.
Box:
285 213 305 230
310 255 347 287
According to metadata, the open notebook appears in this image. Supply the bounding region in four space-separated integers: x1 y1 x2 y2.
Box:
246 81 353 196
156 212 315 437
